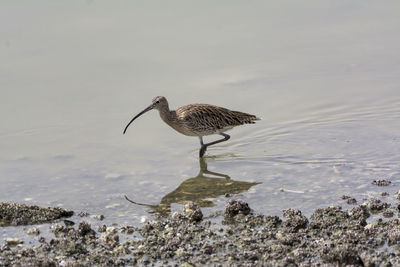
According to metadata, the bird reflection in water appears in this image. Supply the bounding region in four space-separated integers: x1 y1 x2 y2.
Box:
125 158 260 217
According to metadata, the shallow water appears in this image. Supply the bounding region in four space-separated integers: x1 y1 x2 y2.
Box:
1 1 400 241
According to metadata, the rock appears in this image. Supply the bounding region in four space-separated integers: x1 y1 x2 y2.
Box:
0 202 73 226
341 196 357 204
171 212 185 220
359 251 385 267
371 180 391 186
388 229 400 245
183 202 203 222
224 200 251 217
77 221 96 237
91 214 105 221
348 205 370 225
120 226 136 235
77 211 89 217
4 238 23 246
346 198 357 204
366 198 390 213
63 220 75 227
100 227 119 247
50 224 66 236
26 228 40 235
113 245 128 255
282 209 308 232
383 210 394 218
97 224 107 233
321 243 362 265
2 198 400 266
201 243 213 255
310 206 350 229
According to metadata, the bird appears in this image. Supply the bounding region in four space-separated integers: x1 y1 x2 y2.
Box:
123 96 260 157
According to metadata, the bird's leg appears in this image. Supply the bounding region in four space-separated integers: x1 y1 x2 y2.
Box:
199 133 230 157
205 133 230 146
199 136 207 158
199 136 204 146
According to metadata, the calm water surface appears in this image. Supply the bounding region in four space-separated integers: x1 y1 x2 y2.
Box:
1 1 400 242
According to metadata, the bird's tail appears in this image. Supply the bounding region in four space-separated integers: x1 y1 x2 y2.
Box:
245 114 261 124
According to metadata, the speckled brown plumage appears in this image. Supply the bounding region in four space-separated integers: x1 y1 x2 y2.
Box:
123 96 260 157
173 104 260 136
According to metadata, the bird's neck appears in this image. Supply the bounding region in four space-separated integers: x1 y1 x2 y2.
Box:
158 106 177 125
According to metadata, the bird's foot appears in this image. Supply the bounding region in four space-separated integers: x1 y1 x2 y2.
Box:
199 145 207 157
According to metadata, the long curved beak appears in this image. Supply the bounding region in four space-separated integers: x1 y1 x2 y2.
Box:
123 104 154 134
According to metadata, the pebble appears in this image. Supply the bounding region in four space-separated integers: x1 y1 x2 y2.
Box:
26 228 40 235
4 238 23 246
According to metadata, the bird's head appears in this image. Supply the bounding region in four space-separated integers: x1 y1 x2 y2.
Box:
123 96 168 134
151 96 168 111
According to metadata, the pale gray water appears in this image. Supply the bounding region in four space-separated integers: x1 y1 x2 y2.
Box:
1 1 400 242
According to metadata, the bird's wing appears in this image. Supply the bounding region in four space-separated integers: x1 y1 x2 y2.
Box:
177 104 249 132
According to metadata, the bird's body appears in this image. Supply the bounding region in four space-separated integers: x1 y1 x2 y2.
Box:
160 103 259 136
123 96 260 157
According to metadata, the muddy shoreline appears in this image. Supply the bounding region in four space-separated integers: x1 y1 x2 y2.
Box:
1 196 400 266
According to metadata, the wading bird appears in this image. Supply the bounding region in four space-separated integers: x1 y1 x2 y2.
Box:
123 96 260 157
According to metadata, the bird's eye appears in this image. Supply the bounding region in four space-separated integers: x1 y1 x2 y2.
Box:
156 100 160 104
